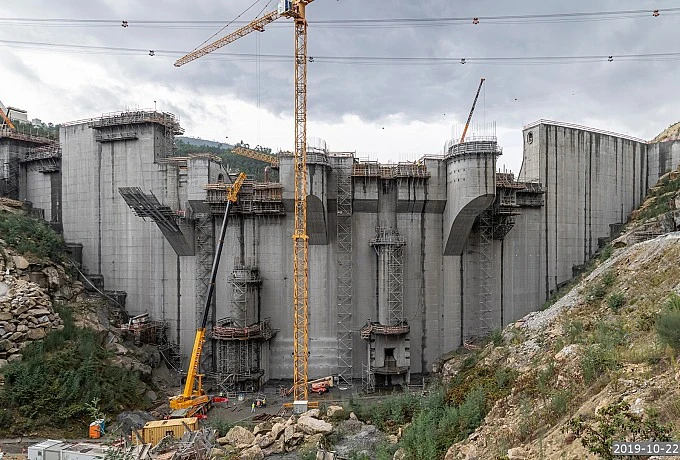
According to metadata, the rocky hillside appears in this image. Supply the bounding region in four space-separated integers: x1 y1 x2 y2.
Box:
0 208 158 436
441 169 680 459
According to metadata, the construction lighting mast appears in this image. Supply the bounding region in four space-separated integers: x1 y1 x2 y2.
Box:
175 0 315 403
460 78 485 144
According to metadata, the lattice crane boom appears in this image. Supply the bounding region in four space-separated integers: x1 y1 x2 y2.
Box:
174 10 281 67
175 0 315 403
460 77 485 144
231 146 280 167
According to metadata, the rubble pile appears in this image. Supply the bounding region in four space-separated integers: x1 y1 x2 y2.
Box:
0 278 64 366
0 243 84 367
212 407 344 459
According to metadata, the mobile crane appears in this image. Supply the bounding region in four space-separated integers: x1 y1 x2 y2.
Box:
459 78 485 144
168 172 246 417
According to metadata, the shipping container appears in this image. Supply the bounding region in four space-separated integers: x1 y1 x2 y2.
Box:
28 440 109 460
132 417 199 445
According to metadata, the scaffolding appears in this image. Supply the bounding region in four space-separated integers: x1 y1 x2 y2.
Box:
205 180 285 215
19 145 61 173
1 154 19 199
336 161 353 385
213 318 273 393
89 110 184 158
370 227 406 327
476 208 495 339
352 161 430 179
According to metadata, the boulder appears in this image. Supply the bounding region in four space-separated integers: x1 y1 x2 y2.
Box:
286 432 304 448
223 425 255 448
13 256 29 270
393 448 407 460
239 445 264 460
255 433 275 449
27 308 51 317
326 405 345 418
302 433 323 449
43 266 61 289
283 425 295 443
301 408 321 418
507 447 527 460
349 412 358 421
27 329 46 340
253 421 272 436
0 312 11 322
270 422 286 440
262 439 285 456
0 281 9 299
297 416 333 435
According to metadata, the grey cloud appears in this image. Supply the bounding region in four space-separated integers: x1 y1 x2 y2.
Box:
1 0 678 141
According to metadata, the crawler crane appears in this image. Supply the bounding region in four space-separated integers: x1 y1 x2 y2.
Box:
168 172 246 417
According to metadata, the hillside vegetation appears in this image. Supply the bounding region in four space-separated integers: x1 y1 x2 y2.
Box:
0 211 146 437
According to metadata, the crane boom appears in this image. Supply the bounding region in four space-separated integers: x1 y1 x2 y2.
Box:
170 172 246 410
0 106 16 131
459 77 485 144
174 0 315 405
232 146 280 167
174 10 281 67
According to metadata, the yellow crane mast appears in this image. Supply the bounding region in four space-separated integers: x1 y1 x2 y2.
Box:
175 0 315 404
460 77 485 144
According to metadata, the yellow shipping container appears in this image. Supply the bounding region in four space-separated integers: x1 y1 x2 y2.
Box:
132 417 199 445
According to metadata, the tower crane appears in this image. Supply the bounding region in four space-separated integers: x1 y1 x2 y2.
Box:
175 0 315 404
460 78 485 144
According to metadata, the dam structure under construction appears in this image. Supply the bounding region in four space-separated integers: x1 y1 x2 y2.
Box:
3 109 679 392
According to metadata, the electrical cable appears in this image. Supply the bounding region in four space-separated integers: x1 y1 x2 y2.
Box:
2 38 680 65
1 7 678 29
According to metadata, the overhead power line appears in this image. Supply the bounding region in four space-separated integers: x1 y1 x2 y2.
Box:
0 7 677 29
1 38 680 65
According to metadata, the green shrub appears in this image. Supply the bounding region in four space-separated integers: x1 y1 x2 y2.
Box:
665 293 680 311
608 292 625 312
602 271 616 288
0 306 143 430
580 345 619 384
549 390 571 418
656 310 680 351
490 329 504 347
208 417 234 437
586 284 607 304
565 320 586 344
567 400 672 460
0 211 66 260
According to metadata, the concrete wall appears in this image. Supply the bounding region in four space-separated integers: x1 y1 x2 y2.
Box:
518 123 648 298
50 116 680 383
21 169 56 221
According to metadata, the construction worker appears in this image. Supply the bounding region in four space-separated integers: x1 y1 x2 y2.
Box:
251 401 256 413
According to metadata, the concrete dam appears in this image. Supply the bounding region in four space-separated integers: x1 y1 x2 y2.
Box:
2 112 678 392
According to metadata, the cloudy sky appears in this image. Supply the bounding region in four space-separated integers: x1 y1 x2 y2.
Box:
1 0 679 172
